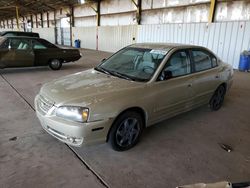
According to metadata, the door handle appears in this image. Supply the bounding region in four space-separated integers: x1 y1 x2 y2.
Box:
188 83 192 87
215 75 219 79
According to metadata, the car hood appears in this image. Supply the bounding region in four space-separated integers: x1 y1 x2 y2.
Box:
40 68 143 105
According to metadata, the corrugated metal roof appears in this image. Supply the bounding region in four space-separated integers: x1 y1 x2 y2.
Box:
0 0 79 19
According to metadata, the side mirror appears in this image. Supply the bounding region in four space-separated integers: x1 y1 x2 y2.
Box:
163 70 173 80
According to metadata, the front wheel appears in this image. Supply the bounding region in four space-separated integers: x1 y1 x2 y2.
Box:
209 85 226 111
49 59 62 70
108 111 143 151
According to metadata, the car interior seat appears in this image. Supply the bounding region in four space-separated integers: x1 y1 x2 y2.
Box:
166 53 187 76
137 52 155 73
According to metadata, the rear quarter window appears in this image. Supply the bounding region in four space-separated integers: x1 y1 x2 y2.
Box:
191 50 217 72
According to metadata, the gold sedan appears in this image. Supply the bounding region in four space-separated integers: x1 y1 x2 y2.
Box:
35 43 233 151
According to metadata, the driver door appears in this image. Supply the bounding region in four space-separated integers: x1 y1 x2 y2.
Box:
149 50 194 124
5 38 34 67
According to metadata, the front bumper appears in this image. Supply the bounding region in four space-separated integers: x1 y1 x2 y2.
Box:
35 96 113 147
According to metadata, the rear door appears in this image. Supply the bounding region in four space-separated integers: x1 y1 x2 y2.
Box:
5 38 34 67
188 49 221 107
32 38 59 66
32 39 50 66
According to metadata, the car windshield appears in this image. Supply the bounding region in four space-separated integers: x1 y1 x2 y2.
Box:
96 47 169 82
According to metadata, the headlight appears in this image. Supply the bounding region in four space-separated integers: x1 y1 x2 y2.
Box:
56 106 89 123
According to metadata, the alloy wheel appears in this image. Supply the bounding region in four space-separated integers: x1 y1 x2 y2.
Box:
115 117 140 148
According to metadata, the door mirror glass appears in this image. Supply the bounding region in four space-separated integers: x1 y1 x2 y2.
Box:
163 70 173 80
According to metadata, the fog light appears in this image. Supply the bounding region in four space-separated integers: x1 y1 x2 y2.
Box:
67 136 83 144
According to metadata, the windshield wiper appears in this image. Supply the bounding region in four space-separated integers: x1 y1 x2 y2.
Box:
94 66 111 75
108 70 134 81
95 67 146 82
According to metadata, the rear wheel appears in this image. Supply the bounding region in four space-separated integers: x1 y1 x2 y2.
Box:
209 85 226 111
49 59 62 70
108 111 143 151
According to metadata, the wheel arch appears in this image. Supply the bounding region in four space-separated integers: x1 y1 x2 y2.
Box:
48 58 63 64
219 82 227 93
106 106 147 142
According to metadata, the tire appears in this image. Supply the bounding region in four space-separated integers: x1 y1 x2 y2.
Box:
209 85 226 111
108 111 143 151
49 59 62 70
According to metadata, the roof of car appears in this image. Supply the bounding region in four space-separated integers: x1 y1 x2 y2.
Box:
1 31 39 34
1 36 41 39
130 43 204 50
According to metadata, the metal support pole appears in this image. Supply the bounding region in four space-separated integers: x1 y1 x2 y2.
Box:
35 14 38 28
70 6 74 46
41 13 43 28
131 0 141 24
54 10 58 44
16 6 20 30
11 19 13 29
208 0 217 23
71 6 75 27
96 0 100 26
137 0 141 25
47 12 50 28
30 15 33 28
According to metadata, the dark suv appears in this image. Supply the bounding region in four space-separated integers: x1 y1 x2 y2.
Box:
0 31 39 38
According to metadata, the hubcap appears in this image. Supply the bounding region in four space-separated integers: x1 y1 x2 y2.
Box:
51 60 60 68
116 118 140 147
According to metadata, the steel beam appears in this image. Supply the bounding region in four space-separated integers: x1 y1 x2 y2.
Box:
131 0 142 25
16 6 20 30
208 0 217 23
96 0 100 26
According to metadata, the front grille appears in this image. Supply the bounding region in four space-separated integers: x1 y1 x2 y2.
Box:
37 95 54 115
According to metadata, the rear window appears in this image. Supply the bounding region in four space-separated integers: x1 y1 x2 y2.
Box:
37 39 57 48
17 32 39 38
2 33 16 37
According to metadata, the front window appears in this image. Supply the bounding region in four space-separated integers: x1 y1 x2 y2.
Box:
158 51 191 81
96 47 169 82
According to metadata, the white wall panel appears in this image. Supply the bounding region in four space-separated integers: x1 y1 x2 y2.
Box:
0 28 19 32
75 17 97 27
32 28 55 44
137 21 250 69
72 27 97 50
98 25 137 52
101 13 136 26
101 0 136 14
74 5 96 17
